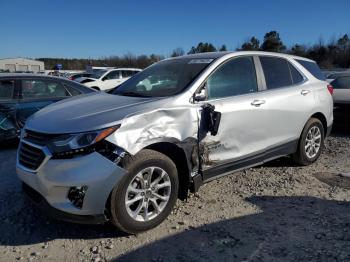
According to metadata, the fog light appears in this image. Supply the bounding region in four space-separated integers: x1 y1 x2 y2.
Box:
68 186 88 209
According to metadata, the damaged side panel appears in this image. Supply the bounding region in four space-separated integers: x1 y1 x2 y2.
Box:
106 106 200 156
105 103 225 191
199 94 269 175
106 106 203 191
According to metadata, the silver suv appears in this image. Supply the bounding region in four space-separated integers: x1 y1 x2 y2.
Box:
17 51 333 233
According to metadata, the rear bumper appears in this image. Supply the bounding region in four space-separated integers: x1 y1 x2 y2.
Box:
22 182 107 224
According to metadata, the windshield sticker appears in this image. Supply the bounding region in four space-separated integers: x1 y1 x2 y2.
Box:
188 59 214 64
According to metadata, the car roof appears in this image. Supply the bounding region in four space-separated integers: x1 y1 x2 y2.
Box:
0 73 64 80
167 51 315 63
109 68 142 71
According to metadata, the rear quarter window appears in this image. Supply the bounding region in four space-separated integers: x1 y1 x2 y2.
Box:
289 63 305 84
296 59 325 81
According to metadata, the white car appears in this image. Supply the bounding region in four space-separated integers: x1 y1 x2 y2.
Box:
79 68 142 91
328 73 350 106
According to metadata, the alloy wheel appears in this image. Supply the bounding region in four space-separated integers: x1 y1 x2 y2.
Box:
125 167 171 222
305 126 322 159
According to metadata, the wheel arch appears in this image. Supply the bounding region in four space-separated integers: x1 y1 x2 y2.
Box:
145 142 194 200
310 112 328 134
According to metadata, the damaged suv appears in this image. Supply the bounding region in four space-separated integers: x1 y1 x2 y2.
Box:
17 51 333 233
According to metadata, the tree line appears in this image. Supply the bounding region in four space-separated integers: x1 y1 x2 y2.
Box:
39 31 350 70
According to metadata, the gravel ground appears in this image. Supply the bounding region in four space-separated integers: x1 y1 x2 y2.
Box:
0 109 349 262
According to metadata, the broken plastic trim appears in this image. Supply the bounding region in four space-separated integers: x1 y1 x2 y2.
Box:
200 104 221 136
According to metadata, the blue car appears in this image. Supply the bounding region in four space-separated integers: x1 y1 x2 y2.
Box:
0 74 95 142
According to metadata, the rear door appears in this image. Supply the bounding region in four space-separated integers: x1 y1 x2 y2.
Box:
257 56 313 150
17 78 71 128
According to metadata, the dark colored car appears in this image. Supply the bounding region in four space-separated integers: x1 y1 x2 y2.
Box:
0 74 95 141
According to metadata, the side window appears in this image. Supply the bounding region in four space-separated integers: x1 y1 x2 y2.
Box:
206 56 258 99
288 63 304 84
296 59 325 80
121 70 135 78
260 57 293 89
104 71 120 80
331 77 350 89
0 80 15 100
22 80 69 99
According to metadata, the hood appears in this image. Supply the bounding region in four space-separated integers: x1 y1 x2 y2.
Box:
25 92 166 134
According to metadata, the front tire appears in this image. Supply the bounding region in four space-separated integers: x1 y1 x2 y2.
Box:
292 118 325 166
110 149 179 234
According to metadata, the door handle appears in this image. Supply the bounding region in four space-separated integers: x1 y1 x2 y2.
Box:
301 90 310 96
251 99 266 107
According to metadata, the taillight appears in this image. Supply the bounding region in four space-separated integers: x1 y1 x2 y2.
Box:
327 84 334 95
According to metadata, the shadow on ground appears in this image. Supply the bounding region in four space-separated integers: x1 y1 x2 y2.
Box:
115 196 350 262
332 107 350 137
0 139 18 150
0 194 128 246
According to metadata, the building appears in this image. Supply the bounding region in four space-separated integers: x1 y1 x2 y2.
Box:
0 58 45 73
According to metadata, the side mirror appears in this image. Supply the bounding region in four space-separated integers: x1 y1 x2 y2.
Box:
194 93 206 102
193 85 207 102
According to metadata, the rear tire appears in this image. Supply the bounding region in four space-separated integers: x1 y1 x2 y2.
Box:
109 149 179 234
292 118 324 166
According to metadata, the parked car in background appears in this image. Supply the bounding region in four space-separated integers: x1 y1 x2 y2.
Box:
328 73 350 107
17 51 333 234
79 68 141 91
67 72 94 81
0 74 95 142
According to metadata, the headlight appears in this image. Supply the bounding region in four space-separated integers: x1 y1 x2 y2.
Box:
48 126 119 154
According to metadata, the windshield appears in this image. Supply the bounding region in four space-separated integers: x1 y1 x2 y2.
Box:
90 69 107 79
113 58 214 97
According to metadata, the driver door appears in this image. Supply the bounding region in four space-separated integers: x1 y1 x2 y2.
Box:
197 56 270 180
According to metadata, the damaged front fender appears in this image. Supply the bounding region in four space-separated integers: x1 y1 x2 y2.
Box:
106 106 200 155
105 103 222 193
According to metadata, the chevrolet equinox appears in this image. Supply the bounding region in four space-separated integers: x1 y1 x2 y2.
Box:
17 51 333 233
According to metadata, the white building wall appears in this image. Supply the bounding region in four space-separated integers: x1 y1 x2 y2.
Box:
0 58 44 73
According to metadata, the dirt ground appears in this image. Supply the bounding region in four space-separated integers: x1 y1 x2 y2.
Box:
0 108 349 262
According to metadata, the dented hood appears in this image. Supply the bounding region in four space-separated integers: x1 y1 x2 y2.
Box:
25 92 167 134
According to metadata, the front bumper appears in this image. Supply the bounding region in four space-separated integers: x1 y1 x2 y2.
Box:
17 149 127 221
22 182 106 224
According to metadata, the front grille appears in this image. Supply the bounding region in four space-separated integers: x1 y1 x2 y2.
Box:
18 142 46 170
23 129 57 146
